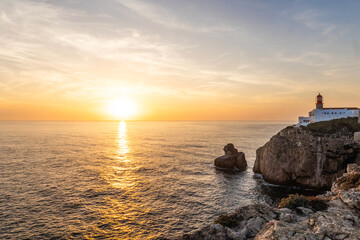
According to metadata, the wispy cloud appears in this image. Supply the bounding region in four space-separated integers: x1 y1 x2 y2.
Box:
117 0 237 33
275 52 330 66
293 9 339 37
0 0 203 100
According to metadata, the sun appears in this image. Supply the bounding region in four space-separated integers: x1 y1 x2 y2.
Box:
106 97 138 119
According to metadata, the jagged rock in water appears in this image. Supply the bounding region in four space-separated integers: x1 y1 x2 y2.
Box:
253 123 360 190
214 143 247 171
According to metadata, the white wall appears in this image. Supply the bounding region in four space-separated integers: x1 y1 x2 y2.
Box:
314 109 359 122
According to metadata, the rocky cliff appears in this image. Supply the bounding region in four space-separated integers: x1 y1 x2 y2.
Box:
177 164 360 240
253 118 360 190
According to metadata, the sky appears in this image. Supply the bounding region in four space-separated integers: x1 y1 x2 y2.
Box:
0 0 360 121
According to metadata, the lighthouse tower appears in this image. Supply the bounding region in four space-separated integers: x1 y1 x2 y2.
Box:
316 93 323 110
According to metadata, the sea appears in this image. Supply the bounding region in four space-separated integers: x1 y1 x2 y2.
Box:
0 121 319 239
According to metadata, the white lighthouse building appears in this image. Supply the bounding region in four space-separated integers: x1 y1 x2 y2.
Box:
297 93 359 126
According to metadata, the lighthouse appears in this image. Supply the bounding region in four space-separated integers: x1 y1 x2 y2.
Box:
297 93 359 126
316 93 323 110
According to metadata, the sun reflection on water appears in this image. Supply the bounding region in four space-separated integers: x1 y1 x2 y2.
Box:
110 120 134 189
92 121 154 239
116 121 129 161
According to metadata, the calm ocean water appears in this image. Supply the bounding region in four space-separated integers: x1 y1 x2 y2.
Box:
1 121 317 239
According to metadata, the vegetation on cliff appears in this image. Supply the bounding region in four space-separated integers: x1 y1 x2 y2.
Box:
278 194 328 212
304 117 360 134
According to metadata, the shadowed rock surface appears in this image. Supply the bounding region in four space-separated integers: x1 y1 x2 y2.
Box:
214 144 247 171
253 119 360 190
176 164 360 240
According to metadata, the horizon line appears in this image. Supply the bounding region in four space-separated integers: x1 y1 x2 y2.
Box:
0 119 296 122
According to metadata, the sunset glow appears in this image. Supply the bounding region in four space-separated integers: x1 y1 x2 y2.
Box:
1 1 360 121
106 97 138 120
2 1 360 239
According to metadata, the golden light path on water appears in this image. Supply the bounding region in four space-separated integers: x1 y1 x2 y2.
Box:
117 121 129 160
94 121 153 239
0 121 300 239
112 121 133 189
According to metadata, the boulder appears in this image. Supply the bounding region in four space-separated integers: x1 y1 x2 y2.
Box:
332 164 360 192
253 124 360 190
214 144 247 171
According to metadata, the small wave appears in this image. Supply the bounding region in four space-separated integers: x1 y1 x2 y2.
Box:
164 144 206 149
62 200 84 210
134 166 153 173
214 166 247 173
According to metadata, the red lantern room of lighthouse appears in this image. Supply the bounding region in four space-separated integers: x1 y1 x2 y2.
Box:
316 93 323 110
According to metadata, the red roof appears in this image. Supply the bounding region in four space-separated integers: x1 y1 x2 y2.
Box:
317 93 322 98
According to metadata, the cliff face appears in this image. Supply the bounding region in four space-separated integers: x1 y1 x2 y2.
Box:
253 124 360 190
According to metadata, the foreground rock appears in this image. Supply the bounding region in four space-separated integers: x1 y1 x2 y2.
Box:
254 118 360 190
214 144 247 171
354 116 360 143
331 163 360 210
177 165 360 240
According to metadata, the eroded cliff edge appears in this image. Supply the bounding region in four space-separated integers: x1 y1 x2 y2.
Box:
253 117 360 190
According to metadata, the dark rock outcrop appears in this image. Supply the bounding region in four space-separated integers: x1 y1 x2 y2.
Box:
178 164 360 240
214 144 247 171
253 124 360 190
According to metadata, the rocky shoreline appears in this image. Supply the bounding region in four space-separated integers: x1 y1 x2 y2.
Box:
173 118 360 240
176 164 360 240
